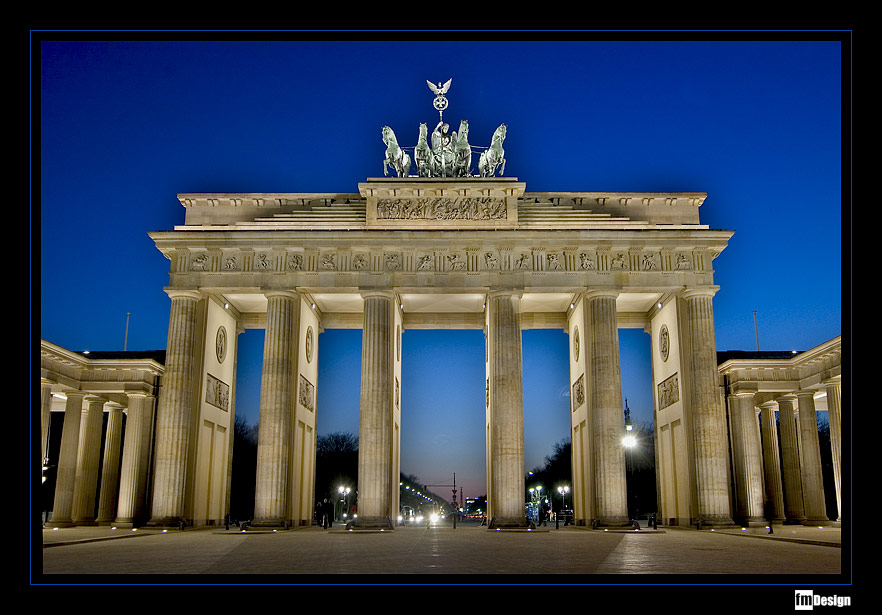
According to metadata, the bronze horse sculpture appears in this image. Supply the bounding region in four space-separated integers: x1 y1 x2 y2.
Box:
382 126 411 178
478 124 506 178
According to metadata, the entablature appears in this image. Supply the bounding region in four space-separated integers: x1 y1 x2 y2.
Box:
718 336 842 398
172 180 712 229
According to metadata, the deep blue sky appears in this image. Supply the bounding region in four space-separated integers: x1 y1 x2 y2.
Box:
37 35 846 499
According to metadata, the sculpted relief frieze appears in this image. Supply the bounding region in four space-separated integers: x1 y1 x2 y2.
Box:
657 373 679 411
299 374 315 412
376 197 507 220
205 373 230 411
181 247 695 275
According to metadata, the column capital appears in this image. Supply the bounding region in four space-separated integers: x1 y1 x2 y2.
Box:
360 289 395 300
164 288 202 301
581 288 619 301
681 286 720 300
728 390 756 400
487 288 523 300
263 289 300 300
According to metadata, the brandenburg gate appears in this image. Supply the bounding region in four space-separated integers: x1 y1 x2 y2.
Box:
141 170 736 530
51 81 831 533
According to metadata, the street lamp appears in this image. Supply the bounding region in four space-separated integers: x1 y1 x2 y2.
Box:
557 485 569 508
338 486 351 521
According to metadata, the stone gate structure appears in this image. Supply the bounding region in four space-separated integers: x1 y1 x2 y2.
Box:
40 178 843 531
147 177 736 530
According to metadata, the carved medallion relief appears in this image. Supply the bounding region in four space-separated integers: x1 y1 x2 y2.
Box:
305 326 314 364
659 324 670 362
215 326 227 364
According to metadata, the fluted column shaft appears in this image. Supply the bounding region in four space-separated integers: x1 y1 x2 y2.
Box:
149 290 201 526
50 391 86 526
825 381 841 521
759 402 785 521
96 404 124 524
683 288 733 525
115 393 154 525
796 391 828 524
356 291 395 528
777 396 805 523
729 393 764 523
486 291 526 528
41 382 52 463
585 291 629 526
72 397 106 525
253 291 300 527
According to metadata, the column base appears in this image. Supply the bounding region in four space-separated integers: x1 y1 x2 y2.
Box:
145 516 189 530
47 519 76 528
590 517 633 529
736 517 769 527
249 518 292 530
347 516 394 531
692 516 736 529
803 517 835 527
488 516 530 530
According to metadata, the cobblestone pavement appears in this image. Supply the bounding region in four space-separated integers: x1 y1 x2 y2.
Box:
37 519 845 580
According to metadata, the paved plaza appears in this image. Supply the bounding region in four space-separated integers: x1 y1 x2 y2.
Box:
38 519 845 580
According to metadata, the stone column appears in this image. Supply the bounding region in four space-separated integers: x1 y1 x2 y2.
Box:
252 291 299 528
585 290 629 527
41 381 53 463
50 391 86 527
777 395 805 523
824 380 841 521
96 404 124 524
682 288 733 526
796 391 829 525
115 392 154 526
72 396 106 525
355 290 396 529
759 401 785 523
149 289 202 527
728 393 765 524
486 290 527 529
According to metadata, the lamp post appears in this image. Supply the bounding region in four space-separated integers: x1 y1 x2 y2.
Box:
557 485 570 527
622 400 636 521
338 486 351 521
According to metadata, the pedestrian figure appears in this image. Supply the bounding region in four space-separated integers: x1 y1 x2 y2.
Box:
322 498 333 529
